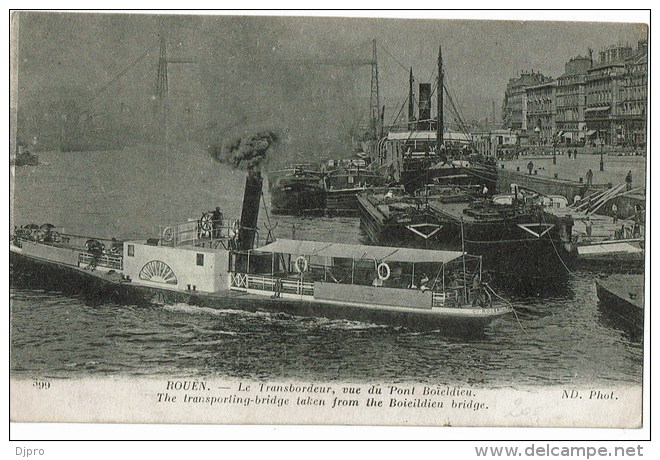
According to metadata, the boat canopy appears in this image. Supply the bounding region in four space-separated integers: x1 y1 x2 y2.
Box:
254 238 467 264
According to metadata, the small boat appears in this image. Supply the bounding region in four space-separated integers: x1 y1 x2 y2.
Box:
10 146 39 166
596 275 644 333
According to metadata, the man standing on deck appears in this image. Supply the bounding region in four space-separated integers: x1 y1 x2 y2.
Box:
527 160 534 175
211 207 223 238
586 169 593 187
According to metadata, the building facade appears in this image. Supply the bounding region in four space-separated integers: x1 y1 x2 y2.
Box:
555 56 592 145
620 40 648 148
525 80 557 145
585 43 633 146
502 71 550 131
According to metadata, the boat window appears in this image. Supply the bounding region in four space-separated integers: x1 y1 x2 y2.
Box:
196 253 204 266
348 176 355 184
127 244 135 257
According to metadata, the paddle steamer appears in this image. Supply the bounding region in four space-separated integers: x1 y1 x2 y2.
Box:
11 171 511 331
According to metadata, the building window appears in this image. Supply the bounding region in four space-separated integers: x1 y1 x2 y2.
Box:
128 244 135 257
196 253 204 266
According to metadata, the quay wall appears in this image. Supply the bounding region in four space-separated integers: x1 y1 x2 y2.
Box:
495 169 645 219
496 169 607 204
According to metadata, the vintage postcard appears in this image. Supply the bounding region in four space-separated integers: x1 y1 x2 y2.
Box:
9 11 649 433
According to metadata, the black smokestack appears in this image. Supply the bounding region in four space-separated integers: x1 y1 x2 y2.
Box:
237 169 263 251
208 131 278 250
418 83 431 130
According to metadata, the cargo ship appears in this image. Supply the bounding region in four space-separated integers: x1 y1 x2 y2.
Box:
11 170 512 332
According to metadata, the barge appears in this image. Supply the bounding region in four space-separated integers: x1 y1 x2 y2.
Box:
358 187 576 284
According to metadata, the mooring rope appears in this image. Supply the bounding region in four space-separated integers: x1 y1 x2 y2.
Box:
485 283 528 336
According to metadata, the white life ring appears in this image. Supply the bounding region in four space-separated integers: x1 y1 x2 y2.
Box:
294 256 308 273
162 226 174 242
377 262 391 281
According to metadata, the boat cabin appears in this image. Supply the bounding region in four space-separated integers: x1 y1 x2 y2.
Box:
122 211 246 293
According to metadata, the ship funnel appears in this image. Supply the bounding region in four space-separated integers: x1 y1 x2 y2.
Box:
418 83 432 130
237 169 263 251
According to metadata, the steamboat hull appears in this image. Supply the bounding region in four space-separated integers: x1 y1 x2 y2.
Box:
10 247 505 333
270 182 326 215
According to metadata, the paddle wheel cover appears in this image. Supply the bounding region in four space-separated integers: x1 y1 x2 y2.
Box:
139 260 178 285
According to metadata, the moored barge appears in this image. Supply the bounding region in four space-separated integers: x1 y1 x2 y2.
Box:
358 188 576 284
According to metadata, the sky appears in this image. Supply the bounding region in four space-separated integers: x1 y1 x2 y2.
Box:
10 12 648 157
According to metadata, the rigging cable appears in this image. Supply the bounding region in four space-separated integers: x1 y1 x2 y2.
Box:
87 40 160 107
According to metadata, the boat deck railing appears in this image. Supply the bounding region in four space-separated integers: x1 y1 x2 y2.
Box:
78 251 123 270
432 288 462 308
14 236 123 271
230 272 315 297
158 218 243 249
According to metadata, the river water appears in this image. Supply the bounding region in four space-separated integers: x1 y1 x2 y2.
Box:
10 145 644 386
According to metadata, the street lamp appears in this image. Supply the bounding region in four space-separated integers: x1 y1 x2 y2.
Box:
599 139 605 172
552 131 557 165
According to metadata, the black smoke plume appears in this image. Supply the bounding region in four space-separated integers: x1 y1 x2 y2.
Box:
208 131 279 171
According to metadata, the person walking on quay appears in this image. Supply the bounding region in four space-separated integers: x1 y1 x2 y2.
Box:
527 160 534 175
625 170 633 191
567 150 572 159
573 149 578 160
611 203 618 224
586 169 593 187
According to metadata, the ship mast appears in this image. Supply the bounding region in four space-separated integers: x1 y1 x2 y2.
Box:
408 67 415 130
437 46 444 152
369 39 380 141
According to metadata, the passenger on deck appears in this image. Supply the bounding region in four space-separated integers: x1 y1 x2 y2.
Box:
419 275 430 292
471 274 485 307
109 237 122 254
